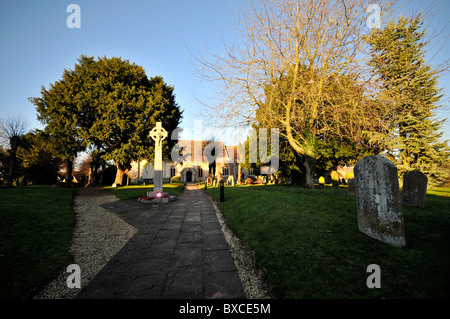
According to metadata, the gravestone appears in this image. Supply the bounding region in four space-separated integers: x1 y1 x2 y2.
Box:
331 171 339 188
347 178 355 196
149 122 168 199
319 176 325 187
227 175 235 186
354 155 406 248
402 170 428 208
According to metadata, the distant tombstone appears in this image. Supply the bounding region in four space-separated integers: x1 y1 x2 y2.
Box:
402 170 428 208
345 172 354 181
331 171 339 188
319 176 325 186
347 178 355 196
227 175 235 186
354 155 406 248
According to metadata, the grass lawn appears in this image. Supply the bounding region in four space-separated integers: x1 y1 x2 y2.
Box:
0 182 184 299
104 182 185 201
0 186 75 299
206 184 450 298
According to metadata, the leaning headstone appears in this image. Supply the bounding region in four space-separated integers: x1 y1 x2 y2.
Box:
331 171 339 188
347 178 355 196
354 155 406 248
402 170 428 208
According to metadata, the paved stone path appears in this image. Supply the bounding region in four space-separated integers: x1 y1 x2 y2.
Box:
76 183 246 299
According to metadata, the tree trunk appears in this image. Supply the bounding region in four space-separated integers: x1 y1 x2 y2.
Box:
289 152 315 188
303 157 315 189
7 140 17 188
7 159 13 187
19 175 26 189
99 164 105 186
65 160 73 187
113 161 131 186
284 98 316 188
93 164 98 185
114 169 125 186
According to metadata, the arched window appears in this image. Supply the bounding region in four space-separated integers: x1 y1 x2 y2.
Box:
198 167 203 178
170 166 176 178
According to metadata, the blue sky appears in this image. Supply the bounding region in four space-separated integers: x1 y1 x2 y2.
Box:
0 0 449 144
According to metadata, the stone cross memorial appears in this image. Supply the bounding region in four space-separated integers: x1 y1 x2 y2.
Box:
354 155 406 248
150 122 168 198
402 170 428 208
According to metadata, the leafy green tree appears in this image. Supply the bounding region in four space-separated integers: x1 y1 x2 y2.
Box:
16 130 61 185
366 14 450 186
30 55 182 186
29 67 85 186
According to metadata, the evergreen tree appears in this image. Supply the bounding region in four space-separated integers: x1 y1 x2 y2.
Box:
30 55 183 186
30 65 85 186
367 14 450 186
16 130 62 185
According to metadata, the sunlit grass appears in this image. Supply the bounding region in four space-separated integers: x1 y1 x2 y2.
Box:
206 184 450 298
428 187 450 197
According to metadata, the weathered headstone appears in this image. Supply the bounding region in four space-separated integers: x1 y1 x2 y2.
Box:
331 171 339 188
402 170 428 208
354 155 406 248
150 122 168 198
347 178 355 196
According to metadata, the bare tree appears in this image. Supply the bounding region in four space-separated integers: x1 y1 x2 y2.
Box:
0 115 27 146
0 115 28 187
192 0 399 187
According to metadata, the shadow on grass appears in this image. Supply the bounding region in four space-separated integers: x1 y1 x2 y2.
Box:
0 186 75 299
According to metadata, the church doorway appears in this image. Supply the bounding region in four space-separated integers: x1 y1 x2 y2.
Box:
186 171 193 182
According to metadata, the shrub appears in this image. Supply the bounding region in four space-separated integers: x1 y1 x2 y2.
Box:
171 176 181 183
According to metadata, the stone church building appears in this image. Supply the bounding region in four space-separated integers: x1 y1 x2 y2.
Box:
127 140 244 184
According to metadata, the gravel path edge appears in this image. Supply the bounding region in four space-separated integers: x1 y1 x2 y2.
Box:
204 191 274 299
